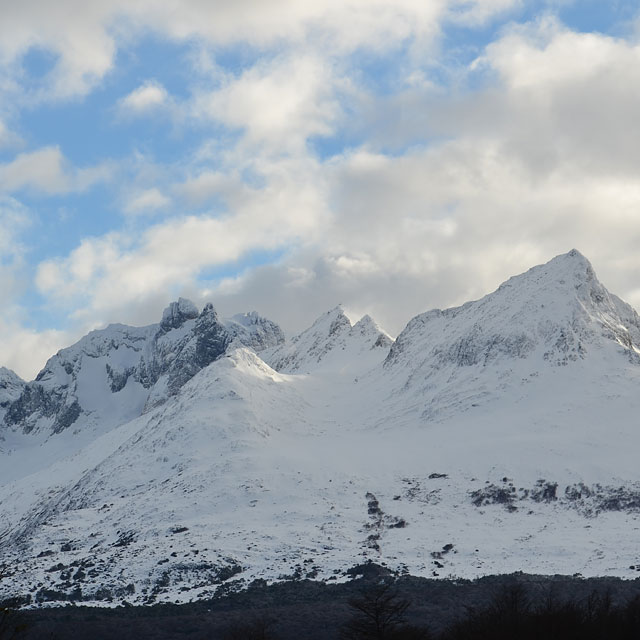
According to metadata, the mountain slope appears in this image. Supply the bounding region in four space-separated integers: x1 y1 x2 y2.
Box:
262 305 391 374
3 250 640 607
0 367 25 424
2 299 284 439
381 249 640 423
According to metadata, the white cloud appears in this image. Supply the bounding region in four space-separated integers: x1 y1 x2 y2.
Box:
0 197 64 381
119 80 169 114
447 21 640 185
478 17 640 89
0 146 111 195
0 1 117 100
0 197 31 301
8 3 640 375
130 0 499 53
35 153 328 321
192 54 345 153
0 0 518 106
124 188 171 215
175 171 236 206
0 120 22 149
0 147 70 194
449 0 521 26
0 320 69 381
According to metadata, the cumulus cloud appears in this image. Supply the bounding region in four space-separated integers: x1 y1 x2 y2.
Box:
0 146 111 195
35 153 328 322
0 120 22 149
0 0 518 106
472 19 640 179
192 55 344 152
128 0 513 54
0 197 31 298
0 1 116 100
0 321 69 381
6 2 640 374
123 188 171 215
0 197 67 381
119 80 169 114
175 171 237 207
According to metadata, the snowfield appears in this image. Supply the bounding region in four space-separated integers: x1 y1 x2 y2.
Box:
2 250 640 607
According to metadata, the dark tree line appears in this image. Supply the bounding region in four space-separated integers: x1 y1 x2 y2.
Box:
441 583 640 640
221 580 640 640
0 567 27 640
337 580 640 640
7 572 640 639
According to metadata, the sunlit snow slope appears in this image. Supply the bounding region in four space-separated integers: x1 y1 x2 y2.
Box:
2 250 640 607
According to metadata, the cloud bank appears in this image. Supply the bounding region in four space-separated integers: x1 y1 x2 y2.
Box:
1 1 640 379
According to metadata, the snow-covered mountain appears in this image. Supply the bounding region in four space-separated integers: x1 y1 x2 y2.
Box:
2 250 640 607
381 248 640 423
1 298 284 438
0 367 25 423
262 305 392 374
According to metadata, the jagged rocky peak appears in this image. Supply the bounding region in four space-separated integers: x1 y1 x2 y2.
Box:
230 310 263 326
3 322 155 436
194 303 230 368
352 314 393 349
226 311 285 352
1 298 286 437
387 249 640 371
327 305 352 334
300 305 352 340
160 297 199 331
0 367 24 393
0 367 25 420
264 305 392 374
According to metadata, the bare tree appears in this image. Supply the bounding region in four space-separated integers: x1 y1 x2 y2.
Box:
341 581 416 639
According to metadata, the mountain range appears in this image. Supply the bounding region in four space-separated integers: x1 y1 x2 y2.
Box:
2 249 640 607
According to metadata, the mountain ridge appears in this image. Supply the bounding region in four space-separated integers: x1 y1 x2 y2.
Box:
3 250 640 607
1 301 285 438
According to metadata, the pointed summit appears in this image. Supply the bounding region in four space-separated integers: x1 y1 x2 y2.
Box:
160 298 199 331
308 305 352 338
490 250 640 349
385 251 640 419
497 249 594 292
262 306 351 373
225 311 285 352
0 367 25 422
263 306 391 373
352 314 393 349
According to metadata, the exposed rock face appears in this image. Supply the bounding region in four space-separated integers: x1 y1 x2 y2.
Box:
225 311 286 352
2 301 284 436
0 367 26 424
144 303 232 406
159 298 199 332
195 304 231 369
4 323 154 436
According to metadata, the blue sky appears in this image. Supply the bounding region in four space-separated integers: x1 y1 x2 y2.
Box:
2 0 640 378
